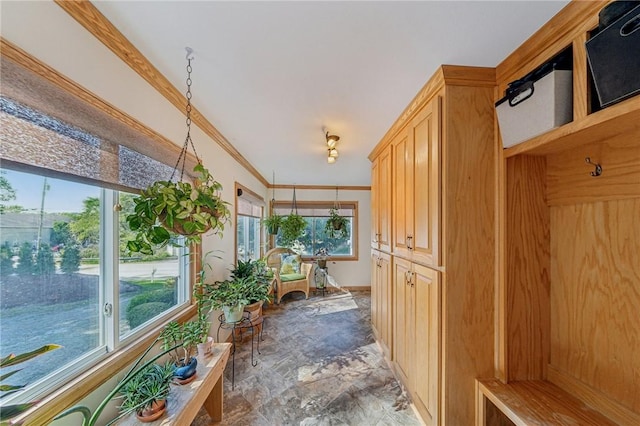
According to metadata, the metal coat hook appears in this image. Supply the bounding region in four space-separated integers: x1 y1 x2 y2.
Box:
185 47 194 61
585 157 602 177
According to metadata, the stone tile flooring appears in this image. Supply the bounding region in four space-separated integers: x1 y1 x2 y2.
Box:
192 290 421 425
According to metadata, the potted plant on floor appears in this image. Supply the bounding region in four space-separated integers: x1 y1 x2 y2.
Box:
325 207 349 239
118 361 175 422
125 163 231 255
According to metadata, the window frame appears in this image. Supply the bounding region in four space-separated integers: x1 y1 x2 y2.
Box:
234 182 265 265
0 166 193 408
271 200 359 261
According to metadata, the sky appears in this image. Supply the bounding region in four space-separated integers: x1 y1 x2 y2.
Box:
1 168 98 214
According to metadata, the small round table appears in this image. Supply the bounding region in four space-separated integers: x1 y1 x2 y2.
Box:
216 312 264 389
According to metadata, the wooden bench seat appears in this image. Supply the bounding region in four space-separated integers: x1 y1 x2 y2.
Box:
476 379 617 426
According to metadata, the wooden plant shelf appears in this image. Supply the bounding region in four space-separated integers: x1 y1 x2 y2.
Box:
503 95 640 158
476 379 617 426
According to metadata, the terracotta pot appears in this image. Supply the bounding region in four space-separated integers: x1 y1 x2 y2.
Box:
136 399 166 422
244 301 263 320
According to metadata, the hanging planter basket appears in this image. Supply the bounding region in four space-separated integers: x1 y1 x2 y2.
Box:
325 189 349 239
279 187 306 247
125 50 230 255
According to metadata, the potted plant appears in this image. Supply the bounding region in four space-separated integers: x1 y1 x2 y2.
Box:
230 259 273 319
315 247 330 269
262 214 282 235
118 361 175 422
279 213 307 247
325 207 349 239
0 344 61 424
125 163 231 255
204 277 251 323
160 321 199 384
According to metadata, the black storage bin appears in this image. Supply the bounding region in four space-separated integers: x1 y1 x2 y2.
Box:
586 3 640 107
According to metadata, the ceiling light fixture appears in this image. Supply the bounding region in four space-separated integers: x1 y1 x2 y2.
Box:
325 131 340 164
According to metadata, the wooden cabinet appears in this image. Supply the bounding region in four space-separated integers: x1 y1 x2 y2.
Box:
393 257 440 425
370 65 496 426
371 249 392 359
371 145 391 252
392 99 440 266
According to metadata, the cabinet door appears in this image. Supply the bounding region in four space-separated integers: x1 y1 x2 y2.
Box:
378 146 392 252
371 162 379 250
370 251 381 337
378 251 392 357
413 264 440 425
393 257 414 387
410 97 441 266
393 128 412 259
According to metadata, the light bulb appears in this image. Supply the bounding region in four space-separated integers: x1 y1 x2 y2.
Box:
327 156 336 164
329 148 339 158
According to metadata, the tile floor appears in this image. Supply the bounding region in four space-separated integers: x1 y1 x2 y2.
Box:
192 289 421 425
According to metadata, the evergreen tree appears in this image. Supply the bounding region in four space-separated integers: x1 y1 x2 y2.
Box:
35 243 55 276
61 245 80 273
16 241 35 275
0 242 14 275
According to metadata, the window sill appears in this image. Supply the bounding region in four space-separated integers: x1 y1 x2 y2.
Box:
14 305 197 426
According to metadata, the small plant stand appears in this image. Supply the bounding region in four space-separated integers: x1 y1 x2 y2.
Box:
216 312 264 389
314 263 329 296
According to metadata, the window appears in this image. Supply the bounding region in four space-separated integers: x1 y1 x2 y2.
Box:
235 184 264 263
272 201 358 259
0 97 190 405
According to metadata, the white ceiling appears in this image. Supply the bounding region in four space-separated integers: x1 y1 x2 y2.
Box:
93 0 569 187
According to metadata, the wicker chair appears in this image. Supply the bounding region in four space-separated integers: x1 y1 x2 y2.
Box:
264 247 312 304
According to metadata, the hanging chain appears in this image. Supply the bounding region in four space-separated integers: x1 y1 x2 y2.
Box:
170 55 202 182
334 187 341 211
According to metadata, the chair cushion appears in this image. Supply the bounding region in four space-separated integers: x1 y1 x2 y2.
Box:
280 254 301 275
280 273 306 282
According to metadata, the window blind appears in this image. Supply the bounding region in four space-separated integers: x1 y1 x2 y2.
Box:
0 97 173 192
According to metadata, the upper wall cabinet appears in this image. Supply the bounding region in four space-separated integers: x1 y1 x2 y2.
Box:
371 145 391 252
392 98 440 267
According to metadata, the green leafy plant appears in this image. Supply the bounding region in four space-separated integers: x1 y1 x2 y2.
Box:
117 361 174 420
126 163 231 255
230 259 273 304
159 321 199 368
279 213 307 247
0 344 61 424
204 277 251 310
325 208 349 239
262 214 282 235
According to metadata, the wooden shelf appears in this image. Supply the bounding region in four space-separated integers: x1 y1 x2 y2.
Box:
503 95 640 158
476 379 618 426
